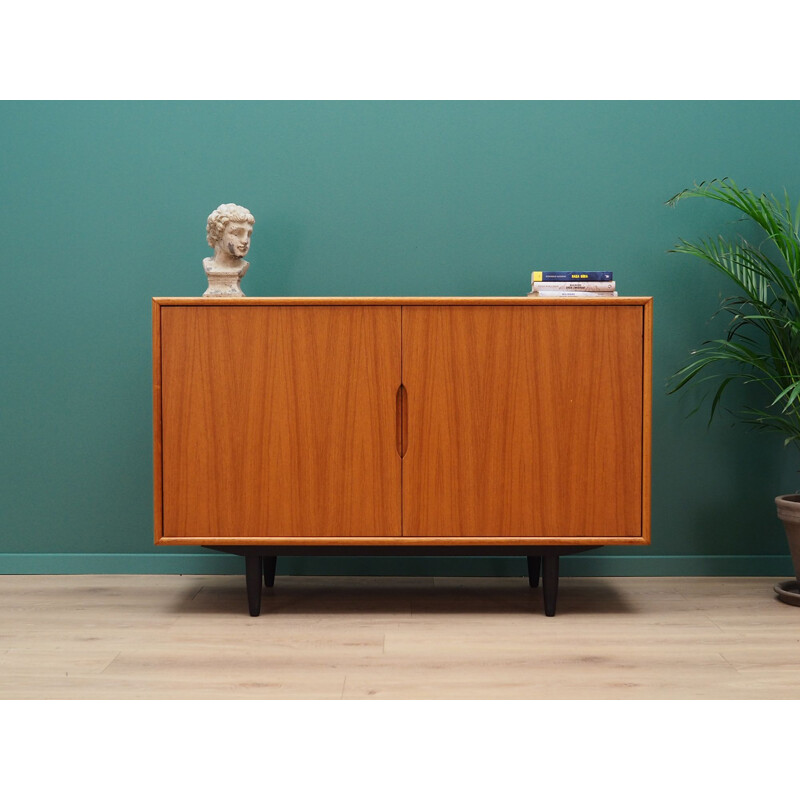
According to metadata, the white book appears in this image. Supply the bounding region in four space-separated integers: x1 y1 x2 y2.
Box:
531 280 616 292
528 290 619 298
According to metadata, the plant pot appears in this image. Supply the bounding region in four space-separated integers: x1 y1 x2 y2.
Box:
774 495 800 585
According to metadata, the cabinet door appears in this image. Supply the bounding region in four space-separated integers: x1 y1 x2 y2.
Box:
402 305 645 539
159 305 401 539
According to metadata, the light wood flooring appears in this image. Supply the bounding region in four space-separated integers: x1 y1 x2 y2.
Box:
1 574 798 699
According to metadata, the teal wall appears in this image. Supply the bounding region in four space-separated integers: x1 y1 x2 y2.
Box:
2 100 799 577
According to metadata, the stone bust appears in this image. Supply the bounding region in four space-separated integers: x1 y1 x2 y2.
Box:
203 203 255 297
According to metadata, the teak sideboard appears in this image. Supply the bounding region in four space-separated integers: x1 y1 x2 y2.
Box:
153 297 652 615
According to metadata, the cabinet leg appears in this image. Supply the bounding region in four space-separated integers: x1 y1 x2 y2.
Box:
263 556 277 588
245 555 262 617
542 555 559 617
527 556 541 588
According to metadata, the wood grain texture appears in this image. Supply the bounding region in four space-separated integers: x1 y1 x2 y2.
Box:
641 298 653 544
159 305 401 540
402 305 645 538
152 299 164 541
154 298 651 545
156 536 648 546
1 575 797 700
154 296 651 306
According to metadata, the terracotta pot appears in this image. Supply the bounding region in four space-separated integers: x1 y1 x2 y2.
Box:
774 494 800 583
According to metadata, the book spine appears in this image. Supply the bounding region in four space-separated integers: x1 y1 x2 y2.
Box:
528 290 619 297
531 281 615 292
531 271 613 282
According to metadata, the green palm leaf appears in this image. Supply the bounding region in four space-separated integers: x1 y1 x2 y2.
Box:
667 178 800 451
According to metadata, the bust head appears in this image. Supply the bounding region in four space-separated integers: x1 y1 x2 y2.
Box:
206 203 255 263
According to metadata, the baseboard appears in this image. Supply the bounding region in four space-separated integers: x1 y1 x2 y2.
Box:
0 553 794 577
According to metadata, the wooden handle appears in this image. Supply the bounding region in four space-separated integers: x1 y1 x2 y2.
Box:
396 384 408 458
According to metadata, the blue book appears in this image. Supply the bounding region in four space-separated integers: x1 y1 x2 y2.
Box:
531 270 613 282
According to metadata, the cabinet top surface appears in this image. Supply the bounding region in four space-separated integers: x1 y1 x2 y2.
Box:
153 296 652 307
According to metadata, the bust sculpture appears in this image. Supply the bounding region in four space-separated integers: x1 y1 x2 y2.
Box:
203 203 255 297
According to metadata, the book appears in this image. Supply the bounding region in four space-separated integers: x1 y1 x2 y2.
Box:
531 280 615 292
528 290 619 298
531 270 613 282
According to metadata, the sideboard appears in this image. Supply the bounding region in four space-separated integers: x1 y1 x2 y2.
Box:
153 297 652 615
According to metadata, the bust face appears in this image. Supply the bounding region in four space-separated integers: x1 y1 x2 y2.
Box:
219 221 253 259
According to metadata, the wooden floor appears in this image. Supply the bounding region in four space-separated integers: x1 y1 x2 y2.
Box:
1 574 798 699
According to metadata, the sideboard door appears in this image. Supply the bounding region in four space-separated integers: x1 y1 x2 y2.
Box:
402 304 646 540
159 305 401 540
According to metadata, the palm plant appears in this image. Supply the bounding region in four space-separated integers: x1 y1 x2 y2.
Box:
666 178 800 452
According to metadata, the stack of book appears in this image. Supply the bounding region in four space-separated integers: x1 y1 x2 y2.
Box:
528 270 617 297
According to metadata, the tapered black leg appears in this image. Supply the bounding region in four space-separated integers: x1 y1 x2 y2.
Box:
542 555 559 617
527 556 541 588
263 556 277 588
245 555 262 616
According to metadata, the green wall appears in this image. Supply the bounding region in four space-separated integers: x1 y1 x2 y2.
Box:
2 100 798 576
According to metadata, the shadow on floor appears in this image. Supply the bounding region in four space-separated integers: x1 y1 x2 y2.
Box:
172 576 636 617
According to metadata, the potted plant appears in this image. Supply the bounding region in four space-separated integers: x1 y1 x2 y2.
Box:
666 177 800 604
